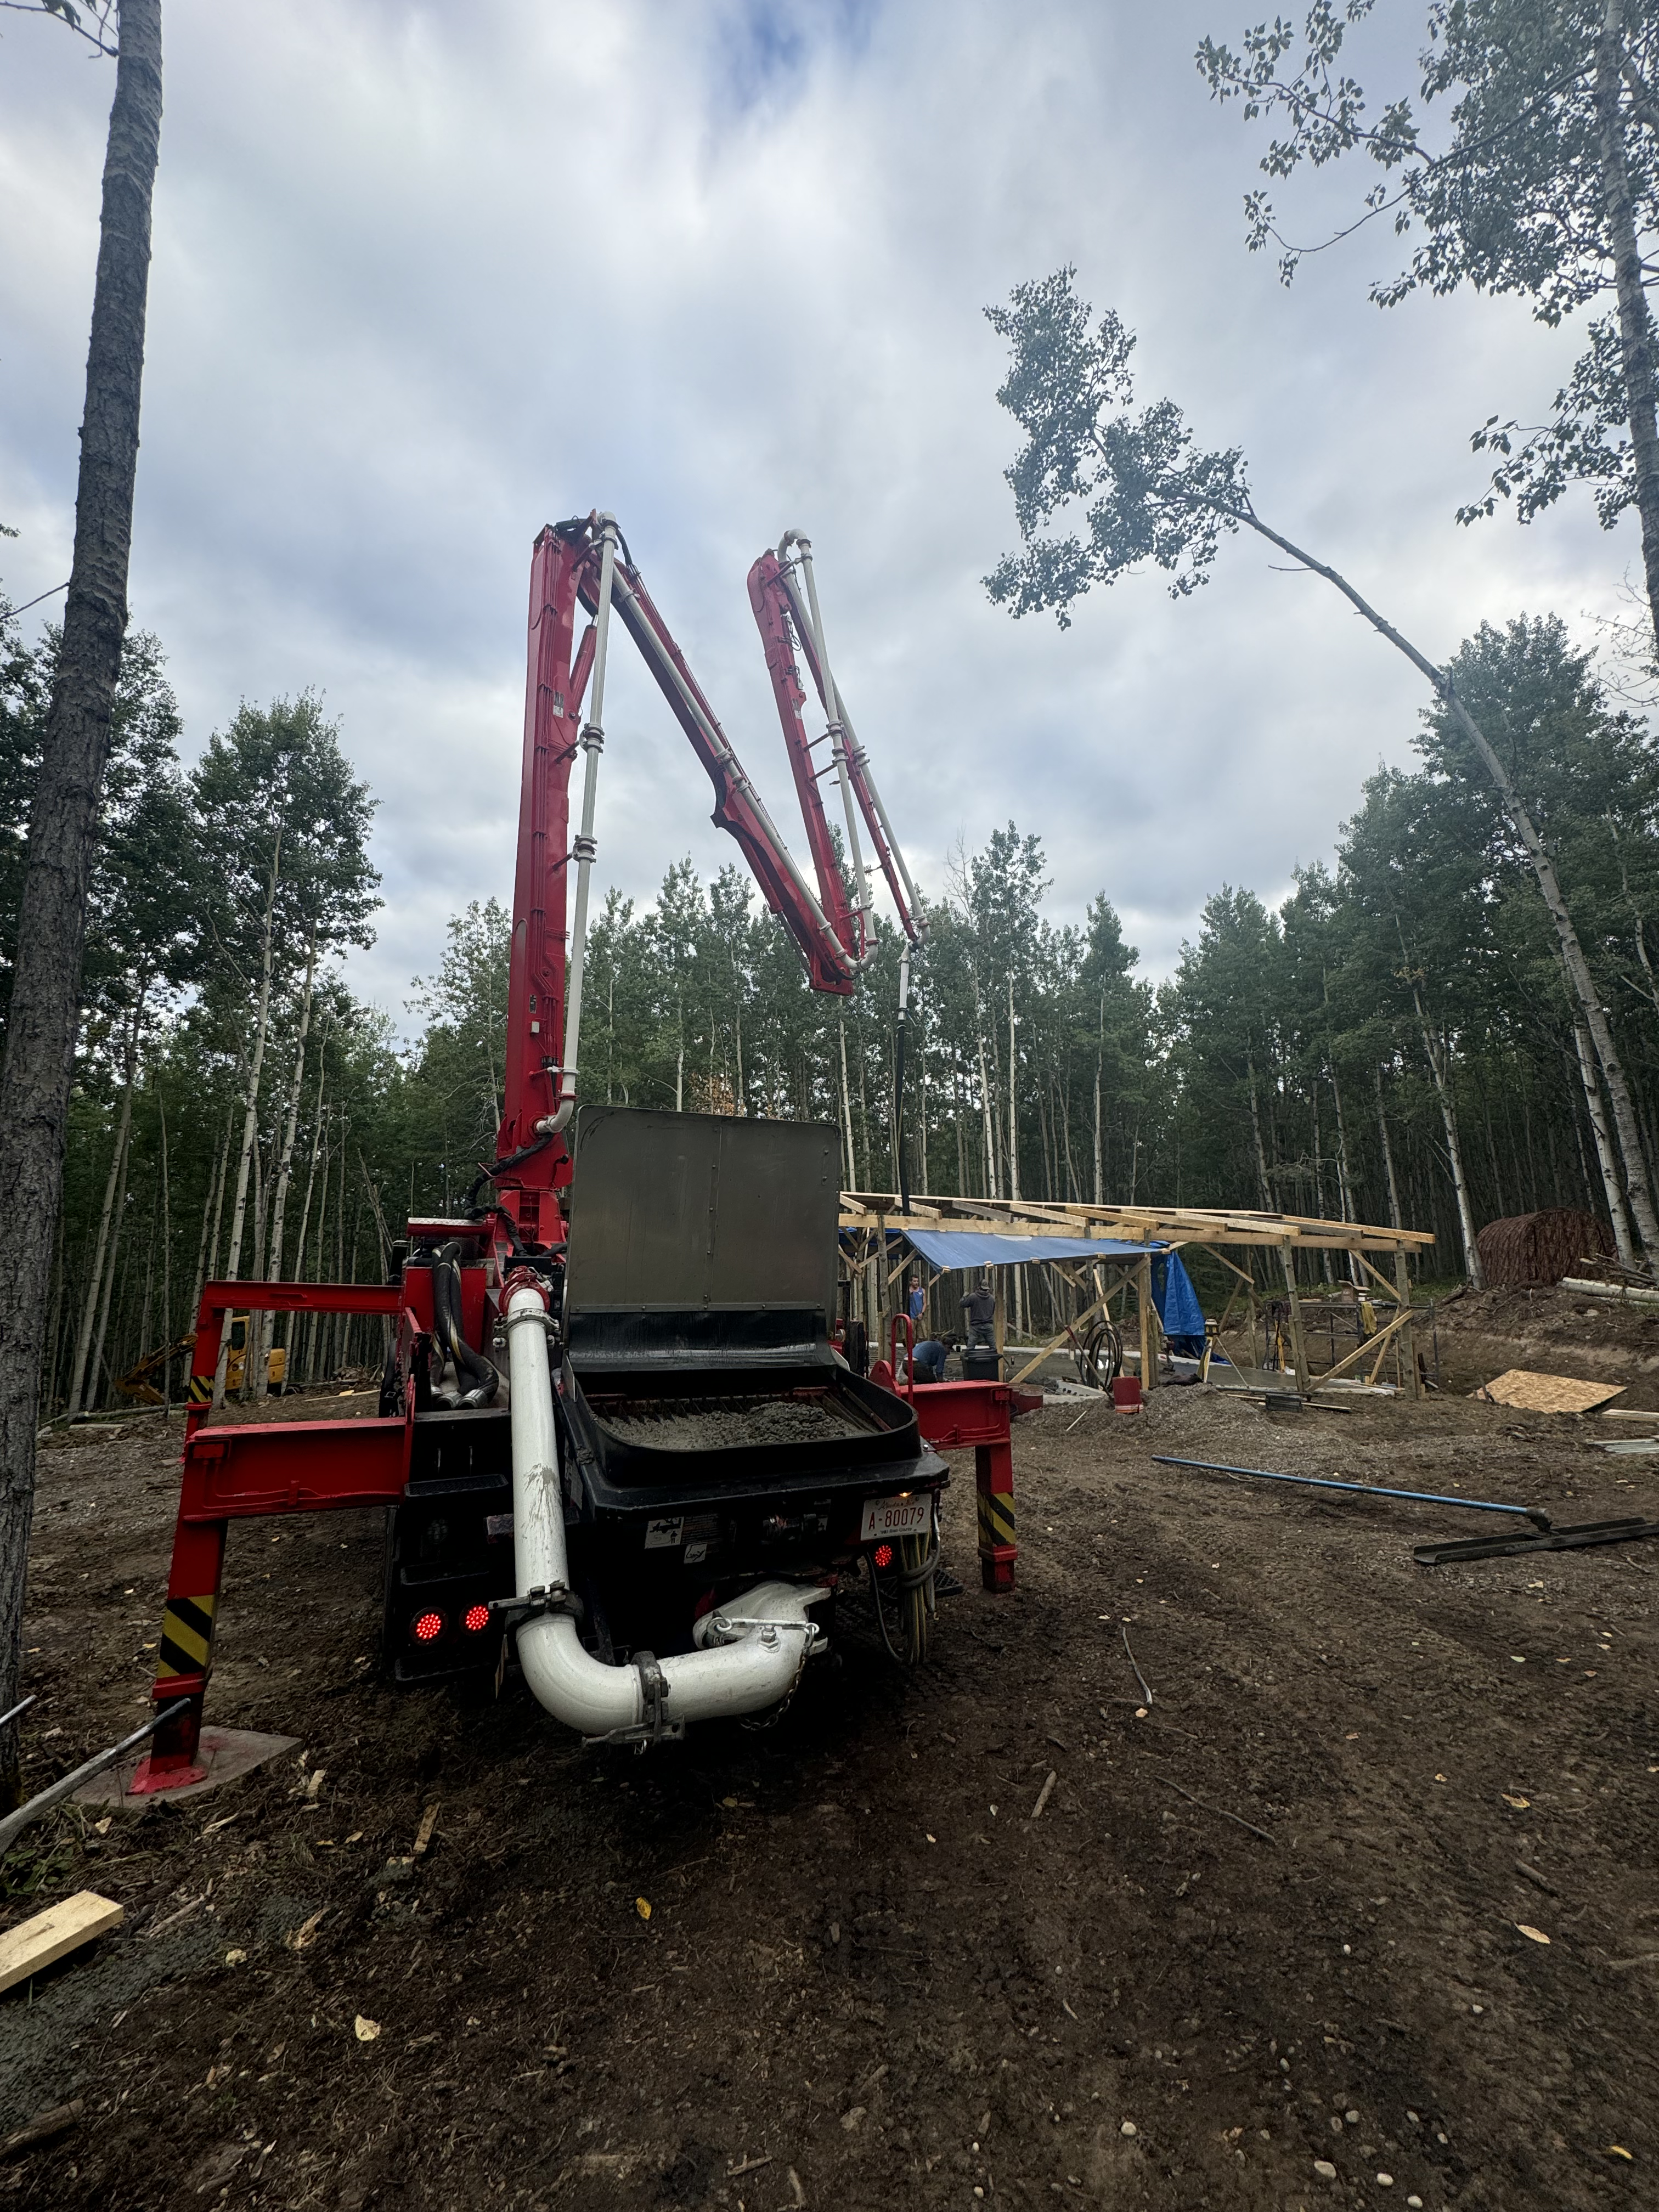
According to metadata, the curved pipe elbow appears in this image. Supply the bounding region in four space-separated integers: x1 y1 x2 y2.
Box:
519 1616 641 1735
507 1280 831 1741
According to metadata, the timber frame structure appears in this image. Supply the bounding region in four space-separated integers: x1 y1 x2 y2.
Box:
837 1193 1437 1400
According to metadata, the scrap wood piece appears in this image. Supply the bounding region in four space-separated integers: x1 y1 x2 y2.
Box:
0 2098 83 2157
0 1891 122 1996
1474 1369 1626 1415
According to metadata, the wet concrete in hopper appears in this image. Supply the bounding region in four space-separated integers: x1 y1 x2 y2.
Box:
596 1395 872 1451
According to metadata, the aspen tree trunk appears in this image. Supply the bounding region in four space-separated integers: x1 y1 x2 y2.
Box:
284 1060 328 1362
1572 1015 1638 1265
975 1025 997 1199
838 1020 856 1189
136 1199 155 1375
191 1119 228 1322
1326 1058 1364 1285
67 1020 139 1417
45 1235 65 1423
85 1085 134 1412
249 1138 266 1280
255 936 316 1400
1595 1 1659 662
0 0 164 1801
1006 976 1019 1202
158 1082 172 1413
213 831 281 1409
918 1017 929 1195
1246 1054 1274 1211
1374 1067 1404 1231
1093 991 1104 1206
1408 984 1485 1286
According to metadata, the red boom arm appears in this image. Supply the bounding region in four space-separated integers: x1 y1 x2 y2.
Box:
490 515 904 1246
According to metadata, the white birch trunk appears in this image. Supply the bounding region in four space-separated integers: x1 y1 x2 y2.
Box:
1572 1015 1639 1267
1374 1068 1404 1232
1409 985 1485 1287
255 933 317 1400
213 831 281 1409
67 1032 136 1417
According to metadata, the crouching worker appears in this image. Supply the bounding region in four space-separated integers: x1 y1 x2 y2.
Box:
911 1336 947 1383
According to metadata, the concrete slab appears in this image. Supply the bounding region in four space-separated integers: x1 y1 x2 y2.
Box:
76 1726 298 1811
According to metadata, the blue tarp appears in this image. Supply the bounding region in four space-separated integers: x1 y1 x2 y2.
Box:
900 1229 1169 1271
1150 1251 1205 1351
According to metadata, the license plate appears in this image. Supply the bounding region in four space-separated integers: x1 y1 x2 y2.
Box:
860 1493 930 1543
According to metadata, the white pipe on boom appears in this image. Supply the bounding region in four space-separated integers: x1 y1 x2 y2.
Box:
782 530 872 945
543 515 618 1138
505 1282 831 1741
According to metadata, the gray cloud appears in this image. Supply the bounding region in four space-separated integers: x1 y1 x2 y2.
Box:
0 0 1633 1022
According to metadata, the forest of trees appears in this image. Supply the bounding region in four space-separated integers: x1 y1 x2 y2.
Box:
5 584 1659 1414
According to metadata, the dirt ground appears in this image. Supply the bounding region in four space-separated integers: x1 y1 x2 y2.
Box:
2 1306 1656 2211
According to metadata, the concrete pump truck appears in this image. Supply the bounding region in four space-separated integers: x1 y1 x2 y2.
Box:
132 514 943 1785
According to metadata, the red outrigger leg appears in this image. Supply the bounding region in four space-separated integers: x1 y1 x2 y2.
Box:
129 1279 415 1792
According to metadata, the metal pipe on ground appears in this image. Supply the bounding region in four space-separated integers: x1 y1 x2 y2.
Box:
0 1700 191 1858
1151 1455 1553 1530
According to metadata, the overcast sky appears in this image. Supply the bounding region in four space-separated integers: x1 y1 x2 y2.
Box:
0 1 1637 1029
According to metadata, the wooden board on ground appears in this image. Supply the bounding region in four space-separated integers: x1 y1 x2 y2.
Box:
0 1891 122 1995
1474 1368 1627 1414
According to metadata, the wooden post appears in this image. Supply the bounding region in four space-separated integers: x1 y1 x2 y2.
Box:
1394 1245 1420 1399
1137 1255 1154 1391
1279 1243 1311 1395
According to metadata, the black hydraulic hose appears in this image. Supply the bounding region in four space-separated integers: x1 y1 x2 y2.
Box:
464 1134 551 1217
433 1240 499 1406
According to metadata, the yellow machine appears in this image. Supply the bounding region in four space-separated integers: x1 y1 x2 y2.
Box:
117 1318 284 1404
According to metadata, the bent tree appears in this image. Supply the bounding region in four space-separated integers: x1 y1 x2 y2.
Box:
984 267 1659 1269
1198 1 1659 665
0 0 163 1804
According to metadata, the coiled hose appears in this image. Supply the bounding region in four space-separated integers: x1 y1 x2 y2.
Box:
871 1528 938 1667
1074 1315 1124 1392
432 1239 499 1407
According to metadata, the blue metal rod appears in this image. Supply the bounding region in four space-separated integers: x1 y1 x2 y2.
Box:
1152 1456 1550 1529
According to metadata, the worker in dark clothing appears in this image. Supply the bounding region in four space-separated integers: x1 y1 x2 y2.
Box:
961 1274 997 1355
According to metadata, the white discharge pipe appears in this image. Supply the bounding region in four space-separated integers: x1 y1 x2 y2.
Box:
543 516 619 1137
506 1284 831 1740
783 530 872 941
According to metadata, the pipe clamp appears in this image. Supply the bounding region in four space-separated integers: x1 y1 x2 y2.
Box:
492 1583 585 1632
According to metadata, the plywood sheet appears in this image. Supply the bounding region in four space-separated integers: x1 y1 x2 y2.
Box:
1474 1368 1626 1414
0 1891 122 1995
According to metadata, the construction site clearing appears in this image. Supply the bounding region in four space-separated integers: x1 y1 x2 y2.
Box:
0 1283 1652 2211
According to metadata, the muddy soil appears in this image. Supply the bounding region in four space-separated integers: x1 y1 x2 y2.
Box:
1 1368 1654 2211
1429 1285 1659 1403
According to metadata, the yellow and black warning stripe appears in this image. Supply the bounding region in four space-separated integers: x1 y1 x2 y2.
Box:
187 1374 211 1405
977 1489 1015 1553
156 1594 216 1679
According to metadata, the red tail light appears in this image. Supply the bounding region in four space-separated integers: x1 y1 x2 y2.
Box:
411 1609 445 1644
462 1602 492 1634
872 1542 894 1570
